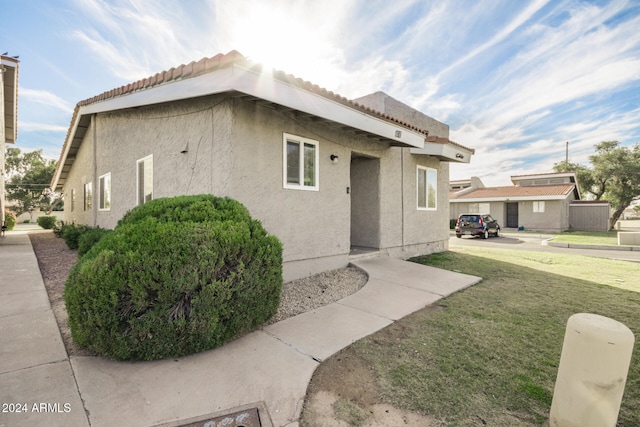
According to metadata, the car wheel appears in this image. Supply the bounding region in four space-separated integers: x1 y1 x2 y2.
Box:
495 228 500 237
483 229 489 239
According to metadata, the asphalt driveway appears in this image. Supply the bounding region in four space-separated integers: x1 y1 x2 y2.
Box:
449 233 640 263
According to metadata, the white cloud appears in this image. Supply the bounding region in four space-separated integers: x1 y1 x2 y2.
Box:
19 88 74 114
19 121 69 133
438 0 552 78
478 3 640 128
69 0 208 81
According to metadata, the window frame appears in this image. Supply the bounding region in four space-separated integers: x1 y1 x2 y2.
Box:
99 173 111 211
533 201 545 213
136 155 154 205
417 165 437 210
84 182 92 211
282 133 319 191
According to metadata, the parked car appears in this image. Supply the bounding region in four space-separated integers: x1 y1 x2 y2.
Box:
455 213 500 239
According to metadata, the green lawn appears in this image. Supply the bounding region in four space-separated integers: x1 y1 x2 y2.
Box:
348 246 640 426
549 230 622 246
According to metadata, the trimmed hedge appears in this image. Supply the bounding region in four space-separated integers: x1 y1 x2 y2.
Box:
37 215 57 230
77 227 112 256
3 211 16 230
64 195 282 360
62 224 91 250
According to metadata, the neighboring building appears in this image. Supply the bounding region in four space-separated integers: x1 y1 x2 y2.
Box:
51 51 475 281
450 172 609 232
1 54 19 227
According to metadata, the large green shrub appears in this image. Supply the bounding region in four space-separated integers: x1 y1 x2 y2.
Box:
64 195 282 360
37 215 57 230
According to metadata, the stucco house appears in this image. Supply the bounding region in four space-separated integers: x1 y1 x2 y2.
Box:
51 50 475 281
1 54 19 227
450 172 609 232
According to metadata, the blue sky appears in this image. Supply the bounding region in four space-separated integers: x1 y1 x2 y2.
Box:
3 0 639 186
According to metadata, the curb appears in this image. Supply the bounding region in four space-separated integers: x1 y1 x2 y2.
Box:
543 240 640 252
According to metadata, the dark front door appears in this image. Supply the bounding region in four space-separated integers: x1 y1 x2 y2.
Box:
506 203 519 228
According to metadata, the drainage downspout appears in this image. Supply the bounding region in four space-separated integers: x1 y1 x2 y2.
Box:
401 147 405 250
92 114 97 227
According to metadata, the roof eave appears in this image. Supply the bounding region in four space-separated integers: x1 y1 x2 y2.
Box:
80 63 426 147
2 56 19 144
450 194 572 202
409 141 474 163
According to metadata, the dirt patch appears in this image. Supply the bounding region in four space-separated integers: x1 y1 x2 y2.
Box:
307 350 380 408
300 311 443 427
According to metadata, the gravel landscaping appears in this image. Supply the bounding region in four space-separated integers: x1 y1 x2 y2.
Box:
29 231 368 356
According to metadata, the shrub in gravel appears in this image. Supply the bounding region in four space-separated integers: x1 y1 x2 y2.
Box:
64 195 283 361
61 223 91 250
77 227 111 256
53 220 65 237
37 215 57 230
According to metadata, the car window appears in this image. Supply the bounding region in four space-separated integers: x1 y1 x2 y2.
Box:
483 215 495 222
459 215 479 222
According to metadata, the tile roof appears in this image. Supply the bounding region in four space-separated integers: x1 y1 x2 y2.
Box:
450 184 577 200
74 50 465 144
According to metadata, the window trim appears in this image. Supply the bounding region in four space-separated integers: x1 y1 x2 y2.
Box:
282 133 319 191
136 155 154 205
533 201 545 213
417 165 437 210
84 182 92 211
99 173 111 211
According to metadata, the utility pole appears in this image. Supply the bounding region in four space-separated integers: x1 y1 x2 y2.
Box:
565 141 569 164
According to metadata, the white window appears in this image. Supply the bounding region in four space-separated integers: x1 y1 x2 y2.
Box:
137 155 153 205
283 133 319 191
84 182 92 211
417 166 437 210
469 202 490 213
533 201 545 213
99 173 111 211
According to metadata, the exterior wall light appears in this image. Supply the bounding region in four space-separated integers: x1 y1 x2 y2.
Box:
330 154 339 164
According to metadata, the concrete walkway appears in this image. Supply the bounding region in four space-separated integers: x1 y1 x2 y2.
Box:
0 231 481 427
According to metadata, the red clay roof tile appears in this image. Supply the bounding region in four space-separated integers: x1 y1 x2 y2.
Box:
451 184 576 199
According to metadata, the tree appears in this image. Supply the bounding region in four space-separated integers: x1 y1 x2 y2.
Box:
554 141 640 229
552 160 598 198
591 141 640 229
4 148 59 219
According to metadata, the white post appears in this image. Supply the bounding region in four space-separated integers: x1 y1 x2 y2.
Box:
550 313 635 427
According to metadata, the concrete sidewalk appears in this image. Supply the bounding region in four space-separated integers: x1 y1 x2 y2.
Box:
0 232 89 427
1 232 481 427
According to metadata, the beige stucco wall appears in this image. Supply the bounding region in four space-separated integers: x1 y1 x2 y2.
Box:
1 67 6 225
62 95 450 280
516 199 570 232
